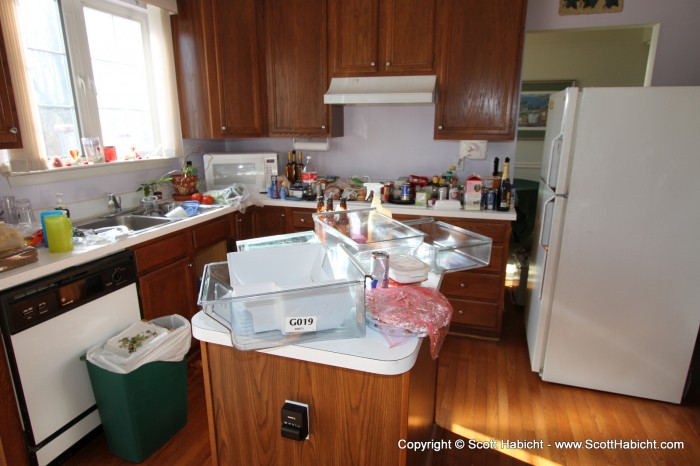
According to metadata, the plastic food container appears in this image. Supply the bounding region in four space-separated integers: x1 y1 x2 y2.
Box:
198 240 367 351
388 254 430 284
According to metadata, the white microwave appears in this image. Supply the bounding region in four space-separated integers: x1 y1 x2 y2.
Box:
203 152 278 193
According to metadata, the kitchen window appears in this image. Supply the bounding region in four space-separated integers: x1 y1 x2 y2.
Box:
0 0 181 180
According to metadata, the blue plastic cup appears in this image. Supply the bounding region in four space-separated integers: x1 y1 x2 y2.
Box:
41 211 64 247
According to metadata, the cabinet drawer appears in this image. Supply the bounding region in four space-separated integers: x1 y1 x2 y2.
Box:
132 231 190 273
440 272 501 301
192 217 229 249
291 209 314 229
449 298 500 329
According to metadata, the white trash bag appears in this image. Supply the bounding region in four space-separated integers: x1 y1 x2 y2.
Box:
86 314 191 374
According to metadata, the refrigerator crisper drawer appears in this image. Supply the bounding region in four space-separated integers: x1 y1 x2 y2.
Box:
400 218 492 274
198 243 366 351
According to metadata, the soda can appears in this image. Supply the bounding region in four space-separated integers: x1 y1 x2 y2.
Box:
382 182 393 202
438 186 448 200
485 189 496 210
400 183 412 201
371 251 390 288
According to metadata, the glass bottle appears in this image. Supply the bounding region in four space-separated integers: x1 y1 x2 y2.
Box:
295 151 304 183
497 157 512 211
325 196 334 212
285 151 295 181
301 154 317 185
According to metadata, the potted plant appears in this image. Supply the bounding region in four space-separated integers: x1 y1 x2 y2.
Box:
138 159 199 199
169 161 199 197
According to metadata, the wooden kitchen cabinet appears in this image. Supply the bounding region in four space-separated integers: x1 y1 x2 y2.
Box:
264 0 342 137
230 208 256 248
173 0 340 138
131 230 196 321
252 205 288 237
329 0 437 76
0 18 22 149
172 0 266 139
434 0 527 140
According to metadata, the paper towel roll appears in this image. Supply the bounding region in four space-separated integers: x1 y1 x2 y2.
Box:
292 138 330 151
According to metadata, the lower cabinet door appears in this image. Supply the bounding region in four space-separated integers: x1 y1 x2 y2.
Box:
139 257 195 321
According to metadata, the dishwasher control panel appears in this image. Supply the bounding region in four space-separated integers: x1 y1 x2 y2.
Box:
0 250 137 335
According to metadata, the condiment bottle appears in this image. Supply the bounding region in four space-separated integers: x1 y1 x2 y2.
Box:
55 193 70 218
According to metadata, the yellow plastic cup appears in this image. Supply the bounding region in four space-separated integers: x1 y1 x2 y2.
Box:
45 215 73 253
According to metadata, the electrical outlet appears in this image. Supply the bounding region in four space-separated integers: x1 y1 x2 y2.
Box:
459 141 487 160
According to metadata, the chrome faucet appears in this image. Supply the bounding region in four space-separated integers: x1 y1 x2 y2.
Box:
107 193 122 213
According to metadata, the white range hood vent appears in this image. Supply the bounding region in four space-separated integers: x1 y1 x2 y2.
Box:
324 75 436 105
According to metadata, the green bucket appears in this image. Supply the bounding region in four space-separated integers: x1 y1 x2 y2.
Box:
86 358 188 463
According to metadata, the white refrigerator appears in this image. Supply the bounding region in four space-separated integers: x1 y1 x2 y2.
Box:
524 86 700 404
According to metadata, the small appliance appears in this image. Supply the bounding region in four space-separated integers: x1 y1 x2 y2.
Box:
203 152 278 193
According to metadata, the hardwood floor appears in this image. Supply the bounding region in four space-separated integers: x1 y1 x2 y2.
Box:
64 296 700 465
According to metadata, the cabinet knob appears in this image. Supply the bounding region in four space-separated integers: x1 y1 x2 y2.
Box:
221 126 227 131
438 125 443 130
237 218 243 222
370 61 375 66
458 309 464 315
280 213 285 217
10 127 19 134
321 125 326 130
188 263 193 268
385 61 390 67
299 218 305 223
459 283 466 288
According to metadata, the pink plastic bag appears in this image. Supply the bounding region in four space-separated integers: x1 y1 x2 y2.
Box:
366 287 453 359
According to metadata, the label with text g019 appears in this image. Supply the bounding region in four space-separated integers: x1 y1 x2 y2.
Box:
284 316 318 334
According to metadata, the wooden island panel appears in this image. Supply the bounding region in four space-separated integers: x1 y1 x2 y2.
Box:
201 339 437 466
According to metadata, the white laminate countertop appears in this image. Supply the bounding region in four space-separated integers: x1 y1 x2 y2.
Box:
0 199 515 292
192 310 425 376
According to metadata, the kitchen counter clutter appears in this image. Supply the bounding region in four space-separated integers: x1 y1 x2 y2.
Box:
0 199 514 292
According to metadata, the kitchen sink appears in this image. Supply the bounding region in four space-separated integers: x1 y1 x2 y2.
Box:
130 202 226 217
75 215 173 233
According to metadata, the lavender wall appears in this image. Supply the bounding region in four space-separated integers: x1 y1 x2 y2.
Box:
526 0 700 86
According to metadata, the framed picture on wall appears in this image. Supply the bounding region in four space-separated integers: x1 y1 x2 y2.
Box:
517 80 576 140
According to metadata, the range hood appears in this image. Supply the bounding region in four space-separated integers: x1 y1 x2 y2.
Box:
324 75 436 105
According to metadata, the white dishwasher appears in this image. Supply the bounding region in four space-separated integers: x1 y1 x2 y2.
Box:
0 250 141 466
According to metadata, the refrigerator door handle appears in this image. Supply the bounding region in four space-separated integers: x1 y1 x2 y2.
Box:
538 196 556 300
546 134 564 189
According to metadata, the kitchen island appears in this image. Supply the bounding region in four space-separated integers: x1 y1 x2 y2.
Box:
194 312 436 466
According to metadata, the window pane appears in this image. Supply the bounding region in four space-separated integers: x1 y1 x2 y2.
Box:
84 6 156 156
18 0 80 160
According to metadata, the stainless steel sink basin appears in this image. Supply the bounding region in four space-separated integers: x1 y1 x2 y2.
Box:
75 215 173 233
132 202 225 217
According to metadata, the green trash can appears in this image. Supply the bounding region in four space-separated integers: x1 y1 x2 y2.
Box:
86 357 188 463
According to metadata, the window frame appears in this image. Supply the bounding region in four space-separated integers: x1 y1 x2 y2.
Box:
61 0 162 154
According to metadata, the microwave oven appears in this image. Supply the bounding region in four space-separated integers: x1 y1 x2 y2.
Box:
203 152 278 193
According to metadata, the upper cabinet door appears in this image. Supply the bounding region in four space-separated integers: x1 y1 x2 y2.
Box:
434 0 527 140
329 0 436 76
265 0 340 137
0 19 22 149
211 0 266 137
382 0 437 74
329 0 380 75
172 0 265 139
